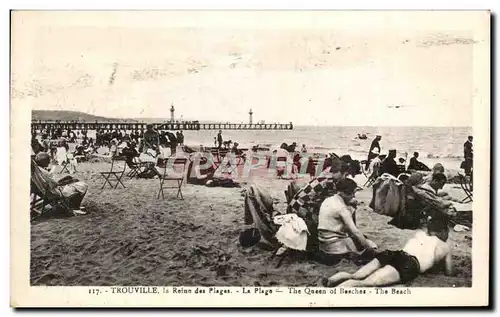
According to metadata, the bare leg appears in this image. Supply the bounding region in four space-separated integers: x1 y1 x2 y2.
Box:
326 259 382 287
338 265 401 287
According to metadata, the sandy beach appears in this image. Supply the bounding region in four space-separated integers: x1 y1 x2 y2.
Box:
30 159 472 287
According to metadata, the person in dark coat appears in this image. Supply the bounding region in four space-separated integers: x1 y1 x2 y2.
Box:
380 149 399 177
217 130 223 149
366 135 382 170
463 136 473 176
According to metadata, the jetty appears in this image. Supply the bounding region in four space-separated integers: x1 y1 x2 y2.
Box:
30 121 294 132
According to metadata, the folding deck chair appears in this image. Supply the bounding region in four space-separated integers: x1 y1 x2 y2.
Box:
157 157 188 199
30 160 78 220
458 173 473 203
100 155 127 189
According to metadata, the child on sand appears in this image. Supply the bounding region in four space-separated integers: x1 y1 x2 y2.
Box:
319 214 453 287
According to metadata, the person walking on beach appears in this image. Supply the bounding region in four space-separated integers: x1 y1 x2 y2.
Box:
463 136 473 176
366 135 382 170
217 130 223 149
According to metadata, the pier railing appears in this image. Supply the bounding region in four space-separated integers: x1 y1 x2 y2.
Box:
30 121 293 131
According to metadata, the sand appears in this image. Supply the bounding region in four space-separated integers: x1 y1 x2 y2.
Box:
30 161 472 287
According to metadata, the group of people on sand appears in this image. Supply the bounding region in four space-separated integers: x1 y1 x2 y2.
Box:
365 134 474 181
244 135 467 287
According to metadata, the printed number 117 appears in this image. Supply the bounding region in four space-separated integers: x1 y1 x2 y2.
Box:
89 288 100 295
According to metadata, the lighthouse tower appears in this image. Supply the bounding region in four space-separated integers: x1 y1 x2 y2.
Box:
170 104 175 122
249 109 253 125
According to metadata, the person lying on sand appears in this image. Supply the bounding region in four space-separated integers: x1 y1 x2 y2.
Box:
185 153 240 187
34 152 88 215
316 178 378 265
320 213 453 287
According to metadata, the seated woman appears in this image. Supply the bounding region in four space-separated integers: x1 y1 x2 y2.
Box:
321 214 453 287
316 178 378 265
34 152 88 215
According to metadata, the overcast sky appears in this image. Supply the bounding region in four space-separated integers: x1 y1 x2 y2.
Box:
12 11 488 126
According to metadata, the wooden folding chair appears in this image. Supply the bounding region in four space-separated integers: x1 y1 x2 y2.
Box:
100 156 127 189
55 146 72 174
157 157 188 199
59 161 70 174
125 158 148 178
363 172 378 188
458 173 473 203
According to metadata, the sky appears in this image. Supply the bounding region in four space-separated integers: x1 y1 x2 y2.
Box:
11 11 489 126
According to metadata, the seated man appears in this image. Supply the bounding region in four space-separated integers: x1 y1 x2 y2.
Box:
121 141 140 164
34 152 88 215
419 173 461 204
317 178 377 265
388 172 457 230
321 214 453 287
408 152 430 171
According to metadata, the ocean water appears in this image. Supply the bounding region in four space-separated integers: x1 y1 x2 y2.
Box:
182 126 471 158
53 125 472 170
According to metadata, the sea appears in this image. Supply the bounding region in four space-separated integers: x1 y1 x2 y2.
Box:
184 125 468 152
45 125 472 171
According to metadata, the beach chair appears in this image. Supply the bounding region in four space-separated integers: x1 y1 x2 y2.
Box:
126 160 141 178
458 173 473 203
156 157 188 199
100 155 127 189
363 163 380 188
30 160 77 219
56 146 71 174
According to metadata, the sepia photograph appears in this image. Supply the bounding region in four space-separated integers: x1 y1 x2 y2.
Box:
10 10 490 307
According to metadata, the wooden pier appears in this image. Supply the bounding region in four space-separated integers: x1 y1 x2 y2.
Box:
30 121 293 132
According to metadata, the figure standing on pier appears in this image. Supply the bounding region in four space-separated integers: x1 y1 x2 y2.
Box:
217 130 223 149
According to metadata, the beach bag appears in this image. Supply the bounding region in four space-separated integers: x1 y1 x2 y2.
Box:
369 173 406 217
